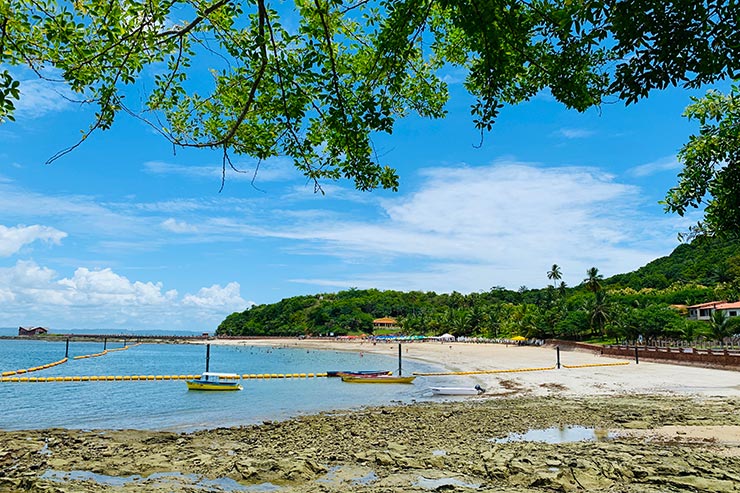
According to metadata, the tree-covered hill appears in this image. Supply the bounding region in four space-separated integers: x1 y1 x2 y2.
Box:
217 236 740 341
605 236 740 290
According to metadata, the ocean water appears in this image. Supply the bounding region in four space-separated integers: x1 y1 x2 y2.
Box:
0 339 453 431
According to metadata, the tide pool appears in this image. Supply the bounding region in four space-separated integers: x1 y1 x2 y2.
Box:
0 339 452 431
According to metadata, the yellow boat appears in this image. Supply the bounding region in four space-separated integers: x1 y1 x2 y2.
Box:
341 375 416 384
186 372 242 391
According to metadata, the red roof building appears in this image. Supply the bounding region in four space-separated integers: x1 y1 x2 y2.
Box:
687 301 740 320
18 326 48 336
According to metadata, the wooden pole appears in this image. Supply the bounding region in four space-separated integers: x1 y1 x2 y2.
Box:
556 346 561 369
206 344 211 372
634 346 639 364
398 343 402 376
104 337 107 351
65 338 69 358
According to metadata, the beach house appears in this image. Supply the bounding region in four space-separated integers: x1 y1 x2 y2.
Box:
18 326 49 336
687 301 740 321
372 317 398 330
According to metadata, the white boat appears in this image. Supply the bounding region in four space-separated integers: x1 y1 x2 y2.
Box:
186 372 242 391
430 385 485 395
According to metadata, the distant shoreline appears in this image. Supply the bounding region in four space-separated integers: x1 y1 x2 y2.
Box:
192 337 740 399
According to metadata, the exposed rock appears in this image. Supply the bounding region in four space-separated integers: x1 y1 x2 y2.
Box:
1 395 739 492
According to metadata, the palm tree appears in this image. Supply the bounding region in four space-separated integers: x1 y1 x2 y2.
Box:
584 267 603 293
547 264 562 288
558 281 568 297
588 290 610 337
710 310 730 346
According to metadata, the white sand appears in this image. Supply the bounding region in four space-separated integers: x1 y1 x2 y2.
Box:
201 338 740 398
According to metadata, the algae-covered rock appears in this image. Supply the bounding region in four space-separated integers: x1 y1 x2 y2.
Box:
2 395 739 493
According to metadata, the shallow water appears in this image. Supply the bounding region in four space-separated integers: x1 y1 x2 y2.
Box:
415 476 481 490
0 339 449 431
41 470 277 492
492 426 614 444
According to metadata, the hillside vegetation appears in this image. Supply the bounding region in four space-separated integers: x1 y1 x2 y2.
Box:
217 237 740 342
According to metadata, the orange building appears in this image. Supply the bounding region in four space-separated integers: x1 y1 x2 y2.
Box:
372 317 398 330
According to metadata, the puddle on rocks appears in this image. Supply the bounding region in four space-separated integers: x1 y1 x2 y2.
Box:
316 466 378 486
41 469 280 492
41 470 141 487
352 471 378 485
492 426 614 444
415 476 481 490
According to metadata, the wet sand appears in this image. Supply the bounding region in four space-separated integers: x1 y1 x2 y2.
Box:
2 339 739 492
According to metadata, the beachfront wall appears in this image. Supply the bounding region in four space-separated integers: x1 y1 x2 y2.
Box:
549 339 740 369
602 345 740 369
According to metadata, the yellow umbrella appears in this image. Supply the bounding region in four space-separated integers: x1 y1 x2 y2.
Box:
511 336 527 341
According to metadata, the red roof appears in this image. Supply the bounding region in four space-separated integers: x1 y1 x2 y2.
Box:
717 301 740 310
688 301 726 309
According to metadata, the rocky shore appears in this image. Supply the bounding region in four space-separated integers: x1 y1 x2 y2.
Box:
2 394 739 492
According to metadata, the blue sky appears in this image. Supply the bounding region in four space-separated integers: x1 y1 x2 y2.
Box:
0 61 717 332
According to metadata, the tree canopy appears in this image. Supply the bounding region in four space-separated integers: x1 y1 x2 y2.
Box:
1 0 739 229
218 236 740 339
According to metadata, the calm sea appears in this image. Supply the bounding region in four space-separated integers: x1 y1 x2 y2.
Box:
0 337 455 431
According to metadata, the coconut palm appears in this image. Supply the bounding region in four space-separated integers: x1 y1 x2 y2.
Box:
588 290 610 337
710 310 730 346
547 264 562 288
584 267 603 293
558 281 568 297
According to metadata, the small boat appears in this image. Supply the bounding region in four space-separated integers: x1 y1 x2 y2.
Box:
186 372 242 391
430 385 485 395
326 370 392 377
341 374 416 384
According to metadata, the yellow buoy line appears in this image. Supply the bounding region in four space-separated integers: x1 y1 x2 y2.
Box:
562 362 631 369
73 342 142 359
413 366 557 376
413 362 631 376
1 358 69 377
74 350 109 360
0 372 329 383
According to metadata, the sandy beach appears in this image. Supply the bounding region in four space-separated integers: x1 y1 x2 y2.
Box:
207 337 740 398
2 338 739 492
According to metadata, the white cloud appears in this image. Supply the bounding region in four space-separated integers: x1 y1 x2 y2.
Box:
161 218 198 233
182 282 249 309
269 161 679 291
0 260 247 331
555 128 596 139
628 156 681 177
143 157 300 183
0 224 67 256
13 78 74 119
56 267 172 304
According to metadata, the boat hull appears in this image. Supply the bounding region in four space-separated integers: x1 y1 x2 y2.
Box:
341 375 416 384
327 370 391 377
186 380 242 391
430 386 484 395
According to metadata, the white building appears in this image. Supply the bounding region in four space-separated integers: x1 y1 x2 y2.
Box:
687 300 740 321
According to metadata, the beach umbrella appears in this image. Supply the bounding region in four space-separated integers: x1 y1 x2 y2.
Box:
511 336 527 341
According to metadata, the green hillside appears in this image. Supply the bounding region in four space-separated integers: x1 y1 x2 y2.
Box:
217 236 740 341
605 236 740 290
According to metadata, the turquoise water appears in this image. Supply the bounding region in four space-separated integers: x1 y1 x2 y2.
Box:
0 339 449 431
